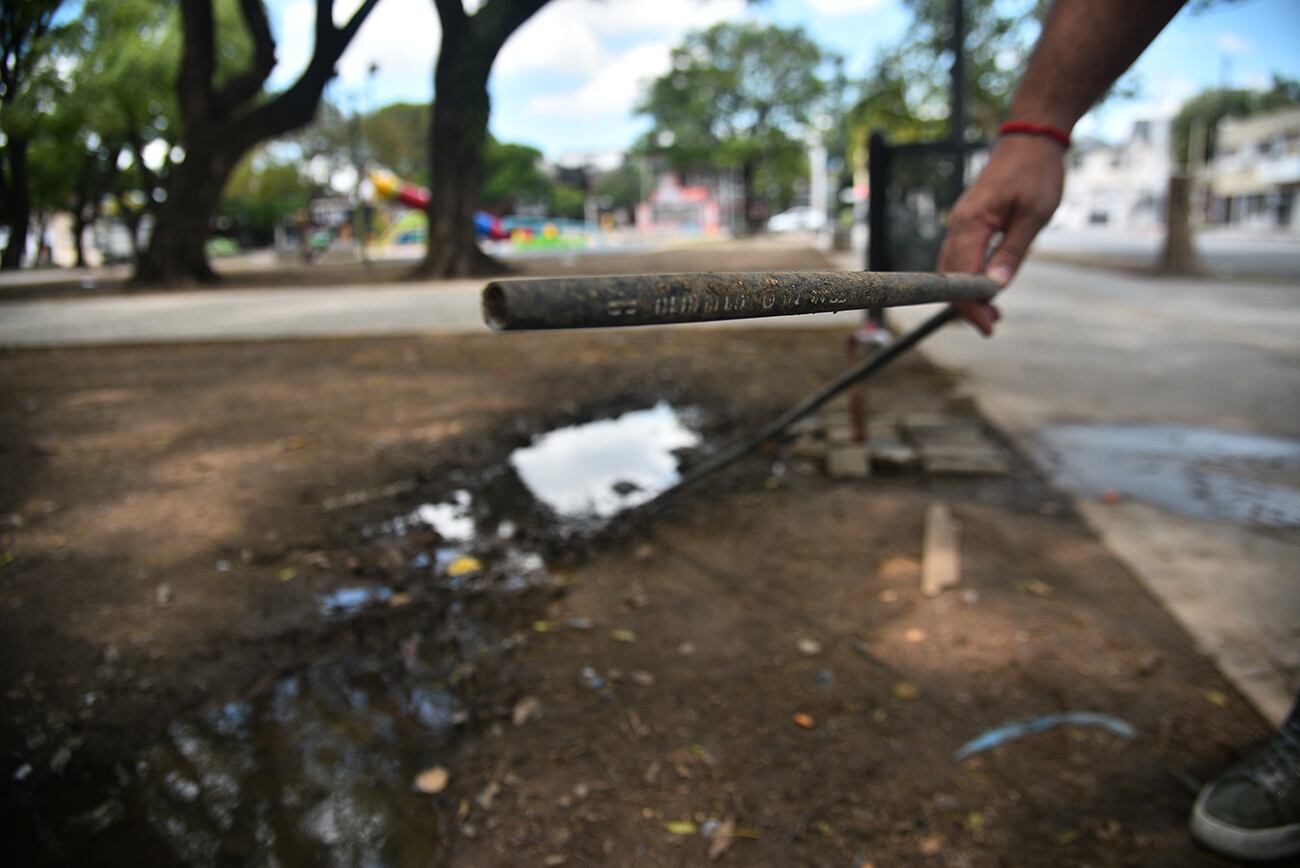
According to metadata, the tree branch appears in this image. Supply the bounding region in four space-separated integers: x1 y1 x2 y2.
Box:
433 0 467 32
474 0 550 61
178 0 217 130
231 0 381 149
213 0 277 118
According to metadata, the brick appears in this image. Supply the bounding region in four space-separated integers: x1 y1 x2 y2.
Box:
826 446 871 479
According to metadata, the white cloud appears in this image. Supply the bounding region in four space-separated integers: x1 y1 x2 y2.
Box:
1078 74 1195 142
805 0 885 14
269 0 439 100
1215 32 1252 56
495 7 605 77
498 0 743 124
337 0 439 90
528 40 672 120
498 0 744 79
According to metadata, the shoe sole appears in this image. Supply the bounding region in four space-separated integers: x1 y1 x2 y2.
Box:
1191 785 1300 862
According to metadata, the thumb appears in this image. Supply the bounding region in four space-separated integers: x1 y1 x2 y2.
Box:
984 210 1047 287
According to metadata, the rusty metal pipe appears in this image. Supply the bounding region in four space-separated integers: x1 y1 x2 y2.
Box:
482 270 996 331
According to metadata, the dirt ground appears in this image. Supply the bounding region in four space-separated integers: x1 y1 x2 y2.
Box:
0 249 1274 866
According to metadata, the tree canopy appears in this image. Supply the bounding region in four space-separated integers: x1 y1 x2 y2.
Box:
1171 76 1300 170
639 22 835 230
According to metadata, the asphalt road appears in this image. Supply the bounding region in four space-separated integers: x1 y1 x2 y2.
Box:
1035 226 1300 280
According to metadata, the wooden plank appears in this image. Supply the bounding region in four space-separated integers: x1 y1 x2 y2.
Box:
921 502 961 597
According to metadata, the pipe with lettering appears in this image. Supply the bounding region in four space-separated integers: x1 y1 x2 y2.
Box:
482 270 996 331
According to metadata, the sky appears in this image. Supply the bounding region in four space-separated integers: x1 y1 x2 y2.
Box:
267 0 1300 160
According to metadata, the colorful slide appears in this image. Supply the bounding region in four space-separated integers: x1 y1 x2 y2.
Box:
369 169 508 241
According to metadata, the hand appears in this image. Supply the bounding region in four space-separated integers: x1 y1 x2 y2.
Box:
938 134 1066 336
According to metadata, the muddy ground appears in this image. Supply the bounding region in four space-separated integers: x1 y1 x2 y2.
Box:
0 248 1273 866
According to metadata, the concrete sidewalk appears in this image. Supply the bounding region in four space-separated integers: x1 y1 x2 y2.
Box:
0 278 860 346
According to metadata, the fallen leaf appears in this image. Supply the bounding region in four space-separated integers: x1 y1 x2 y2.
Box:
281 435 310 451
893 681 920 701
512 696 542 726
447 556 482 577
919 833 943 855
965 811 985 833
879 589 899 603
475 781 500 810
387 592 413 607
904 628 927 643
796 638 822 656
707 818 736 861
276 567 297 582
610 628 637 643
1205 690 1228 707
0 551 15 569
415 766 449 794
878 555 921 582
532 620 555 633
793 712 815 729
1020 579 1054 598
664 820 698 835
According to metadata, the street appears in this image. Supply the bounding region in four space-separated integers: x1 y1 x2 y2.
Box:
1035 226 1300 280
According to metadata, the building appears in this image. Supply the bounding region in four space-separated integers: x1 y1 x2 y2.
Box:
1051 119 1172 230
1208 106 1300 231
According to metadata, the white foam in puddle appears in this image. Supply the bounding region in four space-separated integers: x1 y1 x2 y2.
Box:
412 489 475 540
510 402 701 519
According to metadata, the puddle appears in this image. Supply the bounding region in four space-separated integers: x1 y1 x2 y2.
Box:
133 657 468 867
1036 424 1300 528
47 402 706 862
509 401 701 519
318 586 393 617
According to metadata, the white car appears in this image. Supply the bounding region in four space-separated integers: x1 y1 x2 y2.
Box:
767 206 827 233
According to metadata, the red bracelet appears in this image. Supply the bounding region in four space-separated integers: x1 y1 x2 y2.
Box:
998 121 1071 149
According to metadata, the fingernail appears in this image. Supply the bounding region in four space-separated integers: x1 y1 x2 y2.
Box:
987 265 1012 286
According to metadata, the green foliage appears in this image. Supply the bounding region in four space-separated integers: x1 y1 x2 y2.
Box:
218 155 316 244
847 0 1049 159
0 0 68 138
482 136 550 210
549 184 586 220
1171 77 1300 169
362 102 429 182
639 21 833 226
594 161 644 213
640 22 831 171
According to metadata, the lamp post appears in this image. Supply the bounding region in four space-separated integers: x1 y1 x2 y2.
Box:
352 61 379 264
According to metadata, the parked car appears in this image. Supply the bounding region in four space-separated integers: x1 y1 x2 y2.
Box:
767 206 827 233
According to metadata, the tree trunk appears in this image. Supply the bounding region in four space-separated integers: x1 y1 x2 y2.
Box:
1159 173 1199 275
135 141 236 285
741 159 759 235
414 39 502 278
1 138 32 270
73 214 89 268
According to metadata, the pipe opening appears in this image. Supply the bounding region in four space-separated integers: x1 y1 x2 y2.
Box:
482 283 507 331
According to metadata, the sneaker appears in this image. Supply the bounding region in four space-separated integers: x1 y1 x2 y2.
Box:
1190 725 1300 862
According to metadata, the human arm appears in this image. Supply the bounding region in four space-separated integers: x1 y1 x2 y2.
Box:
941 0 1187 335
